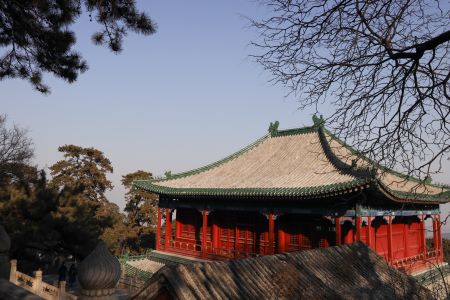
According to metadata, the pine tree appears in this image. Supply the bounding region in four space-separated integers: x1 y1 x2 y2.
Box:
0 0 156 93
122 170 158 253
49 145 113 204
122 170 157 228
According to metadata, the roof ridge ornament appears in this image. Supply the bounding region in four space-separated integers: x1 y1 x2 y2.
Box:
424 176 432 184
312 114 325 128
268 121 279 137
351 159 358 170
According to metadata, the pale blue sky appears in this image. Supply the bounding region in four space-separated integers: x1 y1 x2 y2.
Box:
1 1 310 205
2 1 449 229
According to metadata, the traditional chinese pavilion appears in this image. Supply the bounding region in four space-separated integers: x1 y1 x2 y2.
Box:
134 117 450 274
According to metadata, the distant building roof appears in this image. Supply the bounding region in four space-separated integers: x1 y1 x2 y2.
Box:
127 259 165 274
131 243 431 300
134 119 449 204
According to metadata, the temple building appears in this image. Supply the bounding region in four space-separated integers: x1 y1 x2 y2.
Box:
134 117 450 274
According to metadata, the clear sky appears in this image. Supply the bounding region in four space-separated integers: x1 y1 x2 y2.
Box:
2 1 449 229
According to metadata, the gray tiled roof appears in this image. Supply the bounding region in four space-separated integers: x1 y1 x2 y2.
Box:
131 242 431 300
134 123 449 203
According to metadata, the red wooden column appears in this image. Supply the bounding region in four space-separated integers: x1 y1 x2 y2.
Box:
268 213 275 255
156 207 162 250
175 209 183 239
212 222 219 253
433 215 438 257
277 227 285 253
387 215 393 262
342 219 354 244
234 225 239 258
335 217 341 246
355 216 362 241
367 216 372 248
201 209 208 258
421 215 427 259
165 209 172 250
438 215 443 261
403 221 408 258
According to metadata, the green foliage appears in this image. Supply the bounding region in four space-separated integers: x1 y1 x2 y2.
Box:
122 170 157 254
52 189 104 258
98 201 130 255
0 118 138 262
48 144 128 256
1 142 126 262
0 169 105 260
49 145 113 203
47 146 154 256
0 116 155 259
0 0 156 93
122 170 156 227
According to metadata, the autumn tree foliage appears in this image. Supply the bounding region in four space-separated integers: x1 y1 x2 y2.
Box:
251 0 450 178
0 0 157 93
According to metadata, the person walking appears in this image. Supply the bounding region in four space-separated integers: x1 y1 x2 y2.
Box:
68 263 77 288
58 262 67 282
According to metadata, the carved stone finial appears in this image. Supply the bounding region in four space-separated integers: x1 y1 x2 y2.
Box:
312 114 325 128
78 241 121 299
268 121 279 136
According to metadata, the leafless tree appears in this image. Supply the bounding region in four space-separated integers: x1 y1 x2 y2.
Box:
0 115 33 180
251 0 450 179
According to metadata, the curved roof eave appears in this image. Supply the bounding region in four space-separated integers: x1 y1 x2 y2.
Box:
133 178 371 199
133 120 450 204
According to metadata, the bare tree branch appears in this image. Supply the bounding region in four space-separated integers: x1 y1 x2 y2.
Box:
251 0 450 179
0 114 34 181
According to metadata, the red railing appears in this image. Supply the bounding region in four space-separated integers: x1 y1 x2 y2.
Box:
161 240 263 260
391 249 441 273
162 238 441 274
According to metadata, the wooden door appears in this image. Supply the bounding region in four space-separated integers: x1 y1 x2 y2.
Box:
219 227 235 256
237 224 255 257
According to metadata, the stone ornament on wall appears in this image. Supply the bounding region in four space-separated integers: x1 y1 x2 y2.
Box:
78 240 121 300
